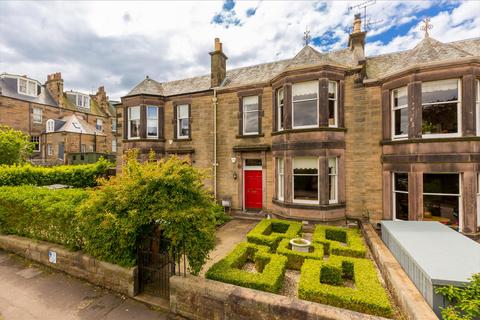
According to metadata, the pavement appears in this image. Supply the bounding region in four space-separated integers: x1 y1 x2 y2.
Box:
0 250 169 320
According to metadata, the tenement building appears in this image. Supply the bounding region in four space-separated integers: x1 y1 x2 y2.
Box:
117 15 480 238
0 72 117 164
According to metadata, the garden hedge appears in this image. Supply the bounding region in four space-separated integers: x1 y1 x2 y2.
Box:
206 242 287 293
246 219 302 250
0 158 111 187
298 256 393 317
312 225 366 258
276 238 324 270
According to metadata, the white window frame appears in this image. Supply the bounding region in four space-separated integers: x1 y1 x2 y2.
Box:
46 119 55 133
242 96 259 135
177 104 189 139
277 88 284 131
96 119 103 131
47 144 53 156
17 77 38 97
292 157 319 204
423 173 463 232
328 157 338 204
476 80 480 136
112 139 117 153
127 106 141 139
33 108 43 124
391 86 408 140
328 81 338 128
30 136 40 152
74 94 90 109
147 106 159 139
292 81 319 129
392 172 409 220
421 79 462 139
277 158 284 201
112 118 117 132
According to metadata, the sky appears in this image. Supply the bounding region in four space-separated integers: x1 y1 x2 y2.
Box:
0 1 479 100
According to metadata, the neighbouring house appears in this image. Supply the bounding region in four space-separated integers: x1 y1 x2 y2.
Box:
116 14 480 238
0 72 118 164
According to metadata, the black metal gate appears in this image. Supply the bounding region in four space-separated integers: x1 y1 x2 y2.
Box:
137 226 184 299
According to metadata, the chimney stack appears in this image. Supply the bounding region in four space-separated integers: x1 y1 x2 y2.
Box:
348 14 366 65
94 86 110 114
46 72 64 107
209 38 228 87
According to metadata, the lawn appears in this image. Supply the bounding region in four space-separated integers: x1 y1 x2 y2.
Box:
206 218 395 318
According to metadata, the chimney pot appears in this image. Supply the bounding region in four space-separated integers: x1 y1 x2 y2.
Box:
214 38 222 52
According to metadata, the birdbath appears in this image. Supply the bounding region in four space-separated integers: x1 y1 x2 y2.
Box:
290 238 311 252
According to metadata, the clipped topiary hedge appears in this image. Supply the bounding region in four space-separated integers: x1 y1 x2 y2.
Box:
298 256 393 318
276 238 324 270
246 219 302 250
312 225 366 258
206 242 287 293
0 158 112 188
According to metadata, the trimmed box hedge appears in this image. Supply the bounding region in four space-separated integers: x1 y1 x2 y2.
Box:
205 242 287 293
312 225 366 258
276 238 324 270
246 219 302 250
298 256 393 318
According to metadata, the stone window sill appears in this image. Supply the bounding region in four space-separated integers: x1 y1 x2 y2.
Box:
272 199 345 210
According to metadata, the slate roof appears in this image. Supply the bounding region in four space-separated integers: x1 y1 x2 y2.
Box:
0 74 57 106
126 36 480 97
48 114 105 136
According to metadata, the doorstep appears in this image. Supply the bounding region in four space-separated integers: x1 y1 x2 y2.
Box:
133 293 170 313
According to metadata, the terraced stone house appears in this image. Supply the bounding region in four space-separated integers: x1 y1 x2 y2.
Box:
117 15 480 238
0 72 118 164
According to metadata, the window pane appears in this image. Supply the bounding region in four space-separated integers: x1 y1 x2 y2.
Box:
277 89 284 105
130 119 140 137
27 81 36 95
179 118 189 136
177 105 188 119
395 193 409 220
129 106 140 120
293 158 318 171
423 173 459 194
19 79 27 93
245 159 262 166
147 119 158 136
394 173 408 192
293 100 317 127
243 96 258 111
294 175 318 201
422 79 458 104
244 111 258 133
292 81 317 101
423 195 459 227
328 81 337 99
422 103 457 134
393 87 407 107
147 106 157 118
394 108 408 136
328 158 337 174
328 99 336 126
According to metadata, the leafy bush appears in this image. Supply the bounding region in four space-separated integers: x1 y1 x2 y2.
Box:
206 242 287 293
0 158 112 187
312 225 366 258
436 273 480 320
0 125 34 165
77 150 226 273
276 238 324 270
246 219 302 250
298 256 393 317
0 186 89 249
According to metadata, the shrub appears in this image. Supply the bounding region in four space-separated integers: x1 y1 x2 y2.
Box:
0 158 112 187
276 238 324 270
436 273 480 320
0 186 89 249
206 242 287 293
246 219 302 250
0 125 34 165
312 225 366 258
298 256 393 317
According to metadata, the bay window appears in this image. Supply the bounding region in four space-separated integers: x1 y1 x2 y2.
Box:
277 89 284 131
328 81 338 127
328 157 338 203
393 173 409 220
293 157 318 203
292 81 318 128
176 104 189 139
128 106 140 139
147 106 158 138
421 79 460 137
243 96 259 135
423 173 461 230
277 158 284 201
392 87 408 138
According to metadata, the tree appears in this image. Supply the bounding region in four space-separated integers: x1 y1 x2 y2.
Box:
0 125 34 165
436 273 480 320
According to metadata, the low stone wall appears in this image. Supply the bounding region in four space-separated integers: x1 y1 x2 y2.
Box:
360 223 438 320
0 235 137 297
170 275 389 320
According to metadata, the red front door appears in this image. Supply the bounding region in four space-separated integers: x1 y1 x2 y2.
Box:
245 170 262 209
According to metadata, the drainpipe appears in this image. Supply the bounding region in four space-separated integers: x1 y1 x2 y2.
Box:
213 89 218 199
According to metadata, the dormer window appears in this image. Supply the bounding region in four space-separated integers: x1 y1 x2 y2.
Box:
46 119 55 133
17 77 38 97
67 92 90 109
